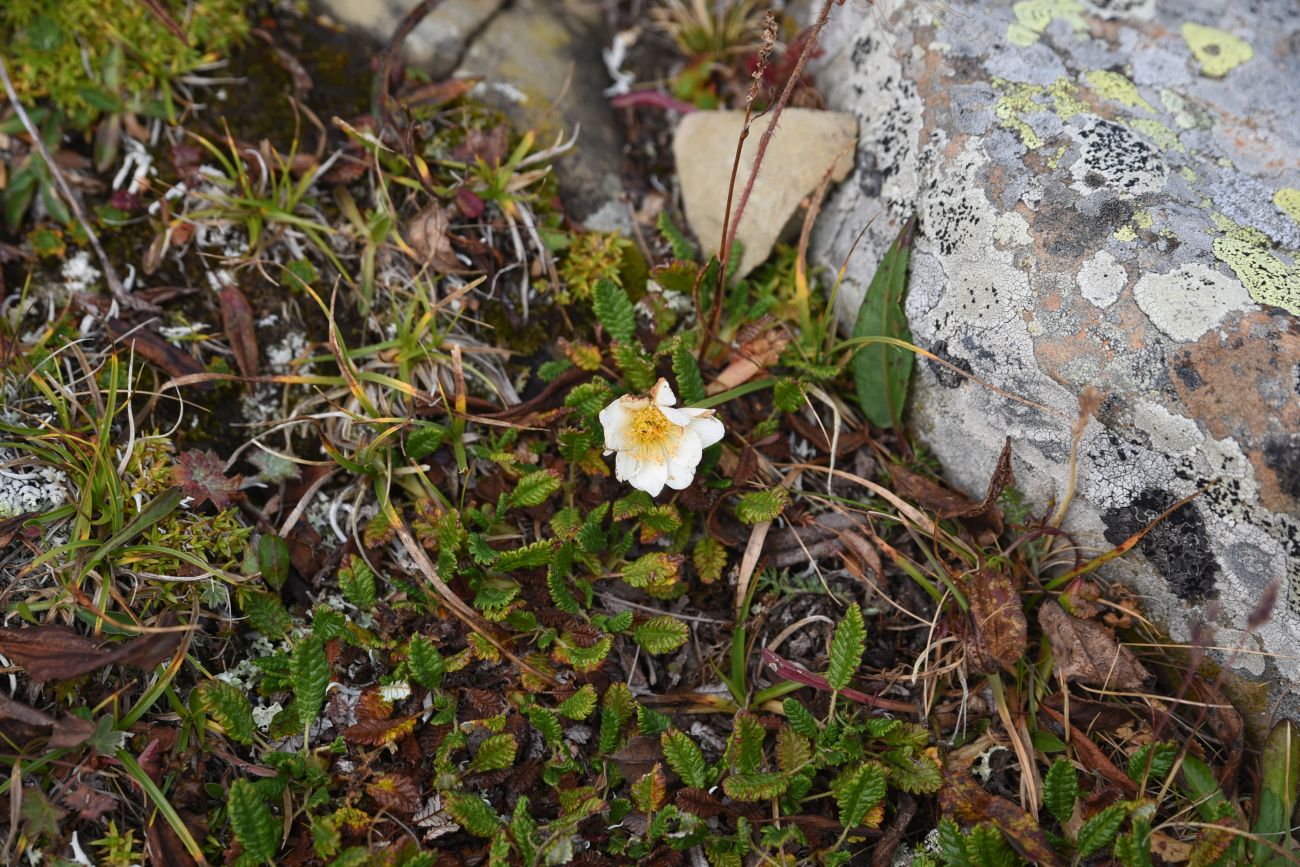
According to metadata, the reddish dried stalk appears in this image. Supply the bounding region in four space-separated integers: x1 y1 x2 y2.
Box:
707 0 839 346
760 648 916 714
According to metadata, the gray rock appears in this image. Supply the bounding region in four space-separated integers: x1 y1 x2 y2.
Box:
807 2 1300 685
315 0 507 79
454 0 627 226
673 109 858 278
315 0 626 225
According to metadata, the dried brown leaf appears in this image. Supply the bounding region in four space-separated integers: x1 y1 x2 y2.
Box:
893 437 1012 542
0 624 165 682
60 781 118 822
356 687 395 723
939 771 1067 867
218 285 259 379
675 787 727 818
0 693 94 749
1038 600 1150 689
366 773 421 815
107 318 208 384
0 512 37 548
343 715 418 747
407 202 460 272
961 569 1027 674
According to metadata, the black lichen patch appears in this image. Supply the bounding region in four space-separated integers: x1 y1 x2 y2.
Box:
1263 434 1300 501
1075 120 1165 193
1102 488 1220 602
925 339 973 388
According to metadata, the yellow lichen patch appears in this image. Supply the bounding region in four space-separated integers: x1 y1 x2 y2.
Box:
1113 224 1138 242
1007 0 1087 47
1127 118 1185 153
1046 78 1087 120
1212 227 1300 315
993 80 1046 149
1181 22 1254 78
1273 188 1300 226
1086 70 1155 112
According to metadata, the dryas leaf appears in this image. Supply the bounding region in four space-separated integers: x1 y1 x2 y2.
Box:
290 637 329 729
229 779 278 862
1042 759 1078 824
722 772 788 802
632 615 689 654
556 684 597 720
631 763 668 813
471 733 518 773
445 792 500 837
693 535 727 584
195 679 255 745
851 217 916 429
1077 804 1127 858
672 341 707 405
735 487 789 525
827 603 866 691
661 729 709 789
507 470 561 510
592 278 637 344
338 554 377 609
833 762 887 828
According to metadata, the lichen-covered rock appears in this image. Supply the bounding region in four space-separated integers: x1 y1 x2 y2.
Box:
809 2 1300 680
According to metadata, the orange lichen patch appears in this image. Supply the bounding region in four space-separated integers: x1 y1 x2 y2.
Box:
1172 311 1300 512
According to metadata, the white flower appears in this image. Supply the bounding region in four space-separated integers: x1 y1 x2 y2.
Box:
599 378 725 497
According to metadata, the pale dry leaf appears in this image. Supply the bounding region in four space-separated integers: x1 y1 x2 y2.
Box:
1038 600 1149 689
407 202 460 272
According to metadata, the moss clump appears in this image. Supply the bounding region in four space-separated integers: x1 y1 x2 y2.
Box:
557 231 634 304
1 0 248 125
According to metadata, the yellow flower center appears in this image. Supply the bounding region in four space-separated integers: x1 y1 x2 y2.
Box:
624 403 681 461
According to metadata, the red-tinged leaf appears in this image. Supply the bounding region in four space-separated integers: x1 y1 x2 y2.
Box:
1038 600 1150 689
356 687 395 723
961 569 1027 674
174 449 241 510
218 285 259 379
343 715 418 747
60 781 118 822
939 771 1067 867
366 773 421 815
675 787 727 818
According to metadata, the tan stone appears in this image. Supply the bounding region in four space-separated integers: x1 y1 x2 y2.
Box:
673 109 857 278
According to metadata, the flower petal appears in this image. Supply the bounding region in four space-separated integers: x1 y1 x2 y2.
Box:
599 400 634 451
629 454 669 497
651 378 676 407
665 428 703 490
686 414 725 449
614 449 638 483
658 404 697 427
